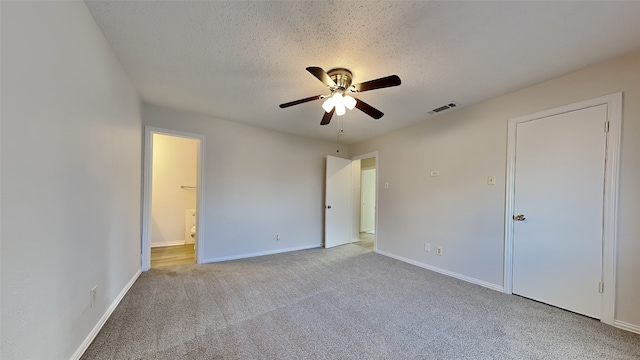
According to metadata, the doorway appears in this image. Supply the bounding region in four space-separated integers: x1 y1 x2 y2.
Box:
142 127 205 271
352 152 378 252
504 93 621 325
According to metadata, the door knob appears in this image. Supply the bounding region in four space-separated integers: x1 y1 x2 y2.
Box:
327 205 332 209
513 214 526 221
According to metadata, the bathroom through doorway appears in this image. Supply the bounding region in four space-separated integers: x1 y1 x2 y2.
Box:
142 127 205 270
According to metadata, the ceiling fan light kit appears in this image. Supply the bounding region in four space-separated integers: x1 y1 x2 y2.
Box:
279 66 401 125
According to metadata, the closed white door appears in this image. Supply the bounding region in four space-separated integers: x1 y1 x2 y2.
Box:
360 168 376 233
325 156 352 248
512 104 607 319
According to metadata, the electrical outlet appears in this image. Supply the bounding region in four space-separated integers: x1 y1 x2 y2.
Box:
424 243 431 252
436 247 443 256
90 286 97 308
276 234 280 241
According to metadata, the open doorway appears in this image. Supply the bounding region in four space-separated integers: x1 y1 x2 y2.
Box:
142 127 205 271
351 152 377 252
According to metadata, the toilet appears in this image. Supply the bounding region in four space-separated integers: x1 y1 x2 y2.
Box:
185 209 196 244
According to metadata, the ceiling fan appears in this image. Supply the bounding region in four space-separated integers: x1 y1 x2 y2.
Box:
279 67 401 125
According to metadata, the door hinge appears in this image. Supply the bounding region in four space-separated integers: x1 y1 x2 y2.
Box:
598 282 605 293
604 121 610 133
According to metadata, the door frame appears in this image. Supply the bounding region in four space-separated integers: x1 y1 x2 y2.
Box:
503 93 622 325
351 151 379 252
142 126 206 271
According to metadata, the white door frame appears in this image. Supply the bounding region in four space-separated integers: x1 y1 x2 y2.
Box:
351 151 379 252
142 126 206 271
503 93 622 325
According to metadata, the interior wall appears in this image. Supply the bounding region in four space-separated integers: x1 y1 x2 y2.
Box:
360 168 376 233
348 51 640 328
151 134 198 247
361 157 376 169
1 2 142 359
142 103 340 261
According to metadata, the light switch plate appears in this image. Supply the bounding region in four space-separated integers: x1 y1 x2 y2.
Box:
487 176 496 185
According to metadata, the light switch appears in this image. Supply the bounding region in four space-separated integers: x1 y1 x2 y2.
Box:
487 176 496 185
384 182 389 189
430 170 440 177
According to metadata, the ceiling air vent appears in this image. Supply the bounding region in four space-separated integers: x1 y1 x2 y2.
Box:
428 102 458 115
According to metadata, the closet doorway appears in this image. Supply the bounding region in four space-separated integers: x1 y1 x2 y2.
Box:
142 127 205 271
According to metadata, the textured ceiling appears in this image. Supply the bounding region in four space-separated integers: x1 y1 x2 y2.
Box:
85 1 640 145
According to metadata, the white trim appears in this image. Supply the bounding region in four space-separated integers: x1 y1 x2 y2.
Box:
503 92 622 326
201 244 321 263
377 249 504 292
351 151 379 253
70 269 141 360
614 320 640 335
150 240 186 248
142 126 206 271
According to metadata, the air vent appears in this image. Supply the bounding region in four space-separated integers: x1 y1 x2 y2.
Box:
428 102 458 115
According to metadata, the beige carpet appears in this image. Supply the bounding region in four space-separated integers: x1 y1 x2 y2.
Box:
82 244 640 359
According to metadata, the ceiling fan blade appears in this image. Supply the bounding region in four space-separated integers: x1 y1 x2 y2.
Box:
355 98 384 119
352 75 401 93
306 67 337 87
320 108 335 125
279 95 323 108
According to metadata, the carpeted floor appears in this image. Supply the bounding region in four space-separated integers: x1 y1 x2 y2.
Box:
82 244 640 359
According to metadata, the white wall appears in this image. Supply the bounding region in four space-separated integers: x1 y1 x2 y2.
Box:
348 51 640 329
142 103 340 261
151 134 198 247
1 2 141 359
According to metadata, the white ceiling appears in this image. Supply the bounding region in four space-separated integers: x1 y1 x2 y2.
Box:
85 1 640 145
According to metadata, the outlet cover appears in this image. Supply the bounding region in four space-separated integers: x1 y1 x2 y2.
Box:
436 247 443 256
424 243 431 252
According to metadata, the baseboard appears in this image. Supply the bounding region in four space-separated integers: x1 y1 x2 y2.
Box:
151 240 185 248
70 269 142 360
376 249 504 292
614 320 640 334
202 244 322 263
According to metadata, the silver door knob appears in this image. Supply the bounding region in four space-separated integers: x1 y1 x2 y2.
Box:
513 214 526 221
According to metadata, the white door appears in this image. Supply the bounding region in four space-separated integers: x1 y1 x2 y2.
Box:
512 104 607 319
360 168 376 233
325 155 352 248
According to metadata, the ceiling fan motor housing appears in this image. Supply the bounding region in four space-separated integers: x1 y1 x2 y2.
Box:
327 68 353 91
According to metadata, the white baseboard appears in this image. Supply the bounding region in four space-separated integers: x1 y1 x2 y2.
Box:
202 244 322 263
614 320 640 334
70 269 142 360
375 249 504 293
151 240 185 248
